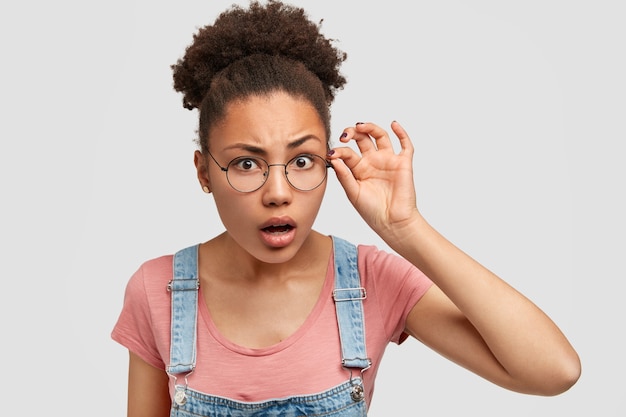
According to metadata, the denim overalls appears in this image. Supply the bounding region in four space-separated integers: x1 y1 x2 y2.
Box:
166 236 371 416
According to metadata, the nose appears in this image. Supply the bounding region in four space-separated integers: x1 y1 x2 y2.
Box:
261 164 293 206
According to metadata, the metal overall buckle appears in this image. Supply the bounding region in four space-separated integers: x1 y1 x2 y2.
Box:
171 372 193 406
344 360 371 402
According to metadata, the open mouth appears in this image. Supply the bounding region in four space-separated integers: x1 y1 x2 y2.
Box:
262 224 294 234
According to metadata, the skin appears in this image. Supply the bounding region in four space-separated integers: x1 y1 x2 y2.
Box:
330 121 581 395
126 92 581 417
195 93 333 348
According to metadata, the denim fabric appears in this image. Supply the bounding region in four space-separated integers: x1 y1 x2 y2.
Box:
167 245 200 375
170 379 366 417
168 236 369 416
332 237 371 371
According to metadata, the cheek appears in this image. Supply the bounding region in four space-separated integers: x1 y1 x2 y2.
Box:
299 185 326 220
211 188 249 225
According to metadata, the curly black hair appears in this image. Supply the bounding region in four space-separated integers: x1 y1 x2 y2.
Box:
171 0 347 152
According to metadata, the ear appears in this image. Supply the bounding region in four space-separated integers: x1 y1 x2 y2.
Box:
194 150 211 193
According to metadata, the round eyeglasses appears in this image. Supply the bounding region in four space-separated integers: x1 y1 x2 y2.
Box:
207 151 332 193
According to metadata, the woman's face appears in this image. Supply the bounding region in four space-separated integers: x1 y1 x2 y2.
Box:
197 92 329 264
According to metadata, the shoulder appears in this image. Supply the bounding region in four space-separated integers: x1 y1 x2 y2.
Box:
356 243 427 280
138 254 174 276
113 253 175 369
353 241 433 344
330 236 432 293
131 254 173 287
355 242 433 304
123 254 174 305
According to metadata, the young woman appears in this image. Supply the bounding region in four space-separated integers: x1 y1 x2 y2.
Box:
112 1 581 416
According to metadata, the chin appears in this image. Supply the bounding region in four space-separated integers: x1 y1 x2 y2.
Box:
255 244 302 264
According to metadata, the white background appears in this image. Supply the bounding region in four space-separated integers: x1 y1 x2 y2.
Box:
1 0 624 415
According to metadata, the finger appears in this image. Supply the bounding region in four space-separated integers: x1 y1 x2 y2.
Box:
338 125 377 154
390 120 415 156
355 122 394 151
328 145 362 171
327 149 359 202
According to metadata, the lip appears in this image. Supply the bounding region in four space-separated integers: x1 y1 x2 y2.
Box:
259 216 296 230
259 216 297 248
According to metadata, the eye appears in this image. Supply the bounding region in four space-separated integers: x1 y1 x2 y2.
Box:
289 154 315 170
231 157 264 172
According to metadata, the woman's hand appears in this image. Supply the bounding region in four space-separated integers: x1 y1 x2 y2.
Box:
328 121 420 241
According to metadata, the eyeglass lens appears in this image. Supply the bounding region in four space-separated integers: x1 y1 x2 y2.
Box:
226 154 328 192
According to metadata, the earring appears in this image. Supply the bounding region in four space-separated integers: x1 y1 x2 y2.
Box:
202 185 210 193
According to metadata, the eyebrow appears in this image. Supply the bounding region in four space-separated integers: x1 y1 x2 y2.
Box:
222 135 322 155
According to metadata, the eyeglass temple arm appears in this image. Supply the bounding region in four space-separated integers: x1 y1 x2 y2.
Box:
206 150 229 171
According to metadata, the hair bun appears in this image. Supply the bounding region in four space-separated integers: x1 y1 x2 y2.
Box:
172 0 347 110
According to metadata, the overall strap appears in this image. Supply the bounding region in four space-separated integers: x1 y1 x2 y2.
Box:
331 236 371 371
167 244 200 375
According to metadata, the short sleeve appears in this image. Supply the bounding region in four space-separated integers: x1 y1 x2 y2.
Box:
358 245 433 345
111 260 169 370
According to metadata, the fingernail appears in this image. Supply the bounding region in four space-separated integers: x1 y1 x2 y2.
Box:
327 149 335 157
356 122 364 125
340 132 347 139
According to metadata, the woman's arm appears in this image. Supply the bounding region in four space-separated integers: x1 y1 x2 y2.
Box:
329 121 581 395
400 214 580 395
127 351 171 417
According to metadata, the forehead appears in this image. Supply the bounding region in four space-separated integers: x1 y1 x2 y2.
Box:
209 92 327 150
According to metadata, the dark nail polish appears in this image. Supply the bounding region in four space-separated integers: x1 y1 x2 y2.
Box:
327 149 335 157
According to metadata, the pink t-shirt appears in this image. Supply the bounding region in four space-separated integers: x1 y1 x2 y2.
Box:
112 243 432 407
